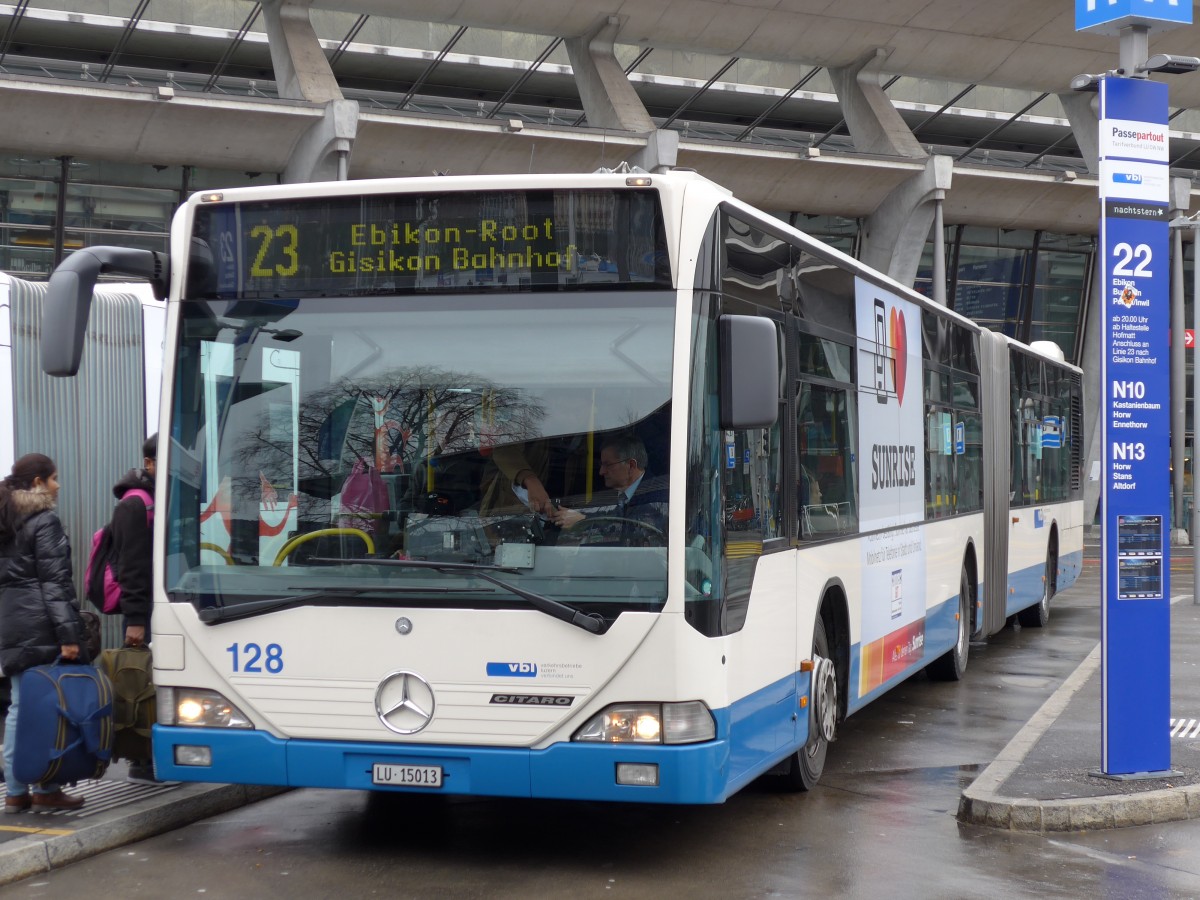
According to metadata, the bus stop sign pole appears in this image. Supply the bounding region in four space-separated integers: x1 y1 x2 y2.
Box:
1078 0 1190 779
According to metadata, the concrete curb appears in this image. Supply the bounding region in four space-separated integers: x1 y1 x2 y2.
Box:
1 783 287 886
957 624 1200 832
959 782 1200 832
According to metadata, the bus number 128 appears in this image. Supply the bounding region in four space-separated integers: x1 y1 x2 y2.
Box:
227 642 285 673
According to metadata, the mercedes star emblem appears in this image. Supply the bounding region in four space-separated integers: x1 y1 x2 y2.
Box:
375 670 436 735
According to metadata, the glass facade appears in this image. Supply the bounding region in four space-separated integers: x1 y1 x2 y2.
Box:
0 175 60 276
913 226 1094 365
0 157 274 279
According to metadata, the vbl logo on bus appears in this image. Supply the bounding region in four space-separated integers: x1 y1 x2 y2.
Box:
486 662 538 677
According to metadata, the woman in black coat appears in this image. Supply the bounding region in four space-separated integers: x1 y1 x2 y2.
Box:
0 453 86 814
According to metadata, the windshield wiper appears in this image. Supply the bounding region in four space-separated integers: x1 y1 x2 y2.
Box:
310 557 605 634
197 587 401 624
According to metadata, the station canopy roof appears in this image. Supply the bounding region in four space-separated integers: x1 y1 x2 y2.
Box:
3 0 1200 230
311 0 1200 107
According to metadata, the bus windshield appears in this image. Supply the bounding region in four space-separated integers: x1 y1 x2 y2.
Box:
165 289 676 625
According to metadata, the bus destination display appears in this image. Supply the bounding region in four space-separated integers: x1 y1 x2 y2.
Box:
191 189 671 298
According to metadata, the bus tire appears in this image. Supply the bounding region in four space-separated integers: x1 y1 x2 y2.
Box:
779 613 836 792
927 564 971 682
1017 537 1057 628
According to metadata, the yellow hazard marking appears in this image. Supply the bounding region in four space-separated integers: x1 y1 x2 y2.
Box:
0 824 76 836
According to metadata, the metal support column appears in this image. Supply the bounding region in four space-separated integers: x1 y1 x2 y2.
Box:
1171 211 1186 535
932 193 947 305
52 156 69 267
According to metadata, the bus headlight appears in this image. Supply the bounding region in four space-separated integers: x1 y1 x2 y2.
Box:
157 686 252 729
573 701 715 744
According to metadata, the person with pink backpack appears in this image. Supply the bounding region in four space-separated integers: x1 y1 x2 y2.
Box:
105 434 157 651
95 434 157 784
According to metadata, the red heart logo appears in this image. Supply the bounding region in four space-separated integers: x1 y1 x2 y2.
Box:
890 307 907 406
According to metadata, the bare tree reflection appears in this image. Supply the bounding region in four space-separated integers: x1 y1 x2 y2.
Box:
233 365 546 521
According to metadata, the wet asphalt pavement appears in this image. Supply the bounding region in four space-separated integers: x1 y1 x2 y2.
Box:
6 535 1200 898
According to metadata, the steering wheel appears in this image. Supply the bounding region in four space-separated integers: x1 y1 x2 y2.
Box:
568 516 665 547
273 528 375 566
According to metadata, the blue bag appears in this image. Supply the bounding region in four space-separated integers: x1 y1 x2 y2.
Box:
12 658 114 785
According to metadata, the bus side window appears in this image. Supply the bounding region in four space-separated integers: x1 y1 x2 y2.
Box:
796 382 857 539
924 369 954 520
723 422 783 540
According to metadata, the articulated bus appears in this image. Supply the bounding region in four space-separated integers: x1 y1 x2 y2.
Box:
40 170 1081 803
2 273 164 649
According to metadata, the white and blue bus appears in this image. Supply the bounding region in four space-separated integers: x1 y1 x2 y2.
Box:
40 170 1081 803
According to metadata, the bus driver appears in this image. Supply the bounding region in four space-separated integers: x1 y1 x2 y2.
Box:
549 433 667 540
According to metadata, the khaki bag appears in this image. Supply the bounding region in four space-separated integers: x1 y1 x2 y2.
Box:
98 645 156 762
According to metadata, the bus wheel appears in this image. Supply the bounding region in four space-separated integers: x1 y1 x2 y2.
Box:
1017 540 1057 628
780 614 836 792
927 565 971 682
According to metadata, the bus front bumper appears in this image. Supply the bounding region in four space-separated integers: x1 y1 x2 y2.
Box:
152 725 736 804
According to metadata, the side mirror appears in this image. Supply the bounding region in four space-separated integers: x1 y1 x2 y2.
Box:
41 247 169 377
719 315 779 429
